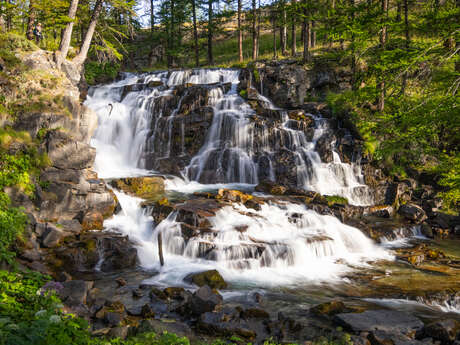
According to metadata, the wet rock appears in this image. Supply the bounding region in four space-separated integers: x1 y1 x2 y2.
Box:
184 269 228 289
423 319 460 344
164 287 187 299
398 204 427 223
311 300 347 316
111 176 165 202
189 285 223 315
54 232 137 273
369 205 394 218
57 219 82 234
334 310 424 338
241 308 270 320
255 180 287 195
140 303 155 318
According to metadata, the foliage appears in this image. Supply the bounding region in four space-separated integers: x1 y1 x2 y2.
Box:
85 61 121 85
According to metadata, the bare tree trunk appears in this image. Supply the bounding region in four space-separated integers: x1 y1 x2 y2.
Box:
280 0 287 55
256 0 260 59
56 0 79 69
72 0 103 66
238 0 243 62
150 0 154 33
378 0 388 112
311 20 316 47
291 0 296 56
401 0 410 94
252 0 257 60
302 0 310 62
272 9 277 59
192 0 199 66
208 0 214 65
26 0 37 40
350 0 356 89
396 0 402 21
158 233 164 266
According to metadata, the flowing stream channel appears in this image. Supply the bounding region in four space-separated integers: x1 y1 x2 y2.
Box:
85 68 459 319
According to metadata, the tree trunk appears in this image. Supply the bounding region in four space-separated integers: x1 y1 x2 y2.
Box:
208 0 214 65
192 0 199 66
291 0 296 56
56 0 79 69
396 0 402 21
256 0 261 59
401 0 410 93
280 1 287 55
378 0 388 112
150 0 154 33
238 0 243 62
252 0 257 60
272 9 277 59
72 0 103 66
311 20 316 47
302 0 310 62
158 232 164 266
26 0 37 40
350 0 356 89
168 0 175 67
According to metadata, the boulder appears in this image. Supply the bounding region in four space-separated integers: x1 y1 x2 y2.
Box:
311 300 347 316
58 280 93 306
189 285 223 315
184 269 228 289
136 319 193 339
424 319 460 344
398 204 427 223
334 310 424 338
46 130 95 170
111 176 165 202
42 223 69 248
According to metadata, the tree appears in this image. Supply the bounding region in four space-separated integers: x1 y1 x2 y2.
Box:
291 0 296 56
192 0 199 66
279 0 287 55
26 0 37 40
377 0 388 111
207 0 214 65
72 0 104 66
238 0 243 62
252 0 257 60
55 0 80 69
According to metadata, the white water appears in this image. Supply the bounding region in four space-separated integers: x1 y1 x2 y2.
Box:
380 225 426 248
89 68 392 287
102 189 391 287
87 69 372 205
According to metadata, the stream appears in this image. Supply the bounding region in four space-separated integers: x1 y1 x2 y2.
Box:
84 68 460 331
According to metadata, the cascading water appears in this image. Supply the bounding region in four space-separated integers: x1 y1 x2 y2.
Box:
87 68 390 286
87 68 371 205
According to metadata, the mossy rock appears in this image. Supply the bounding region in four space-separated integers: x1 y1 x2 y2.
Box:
185 269 228 289
324 195 349 206
111 176 165 202
311 300 347 316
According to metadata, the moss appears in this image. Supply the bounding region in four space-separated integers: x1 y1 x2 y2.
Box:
239 89 248 99
324 195 349 206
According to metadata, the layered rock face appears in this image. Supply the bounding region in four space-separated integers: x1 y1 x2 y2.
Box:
7 50 119 274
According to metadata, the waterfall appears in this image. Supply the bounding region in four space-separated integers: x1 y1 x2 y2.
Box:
87 68 393 286
87 68 372 205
